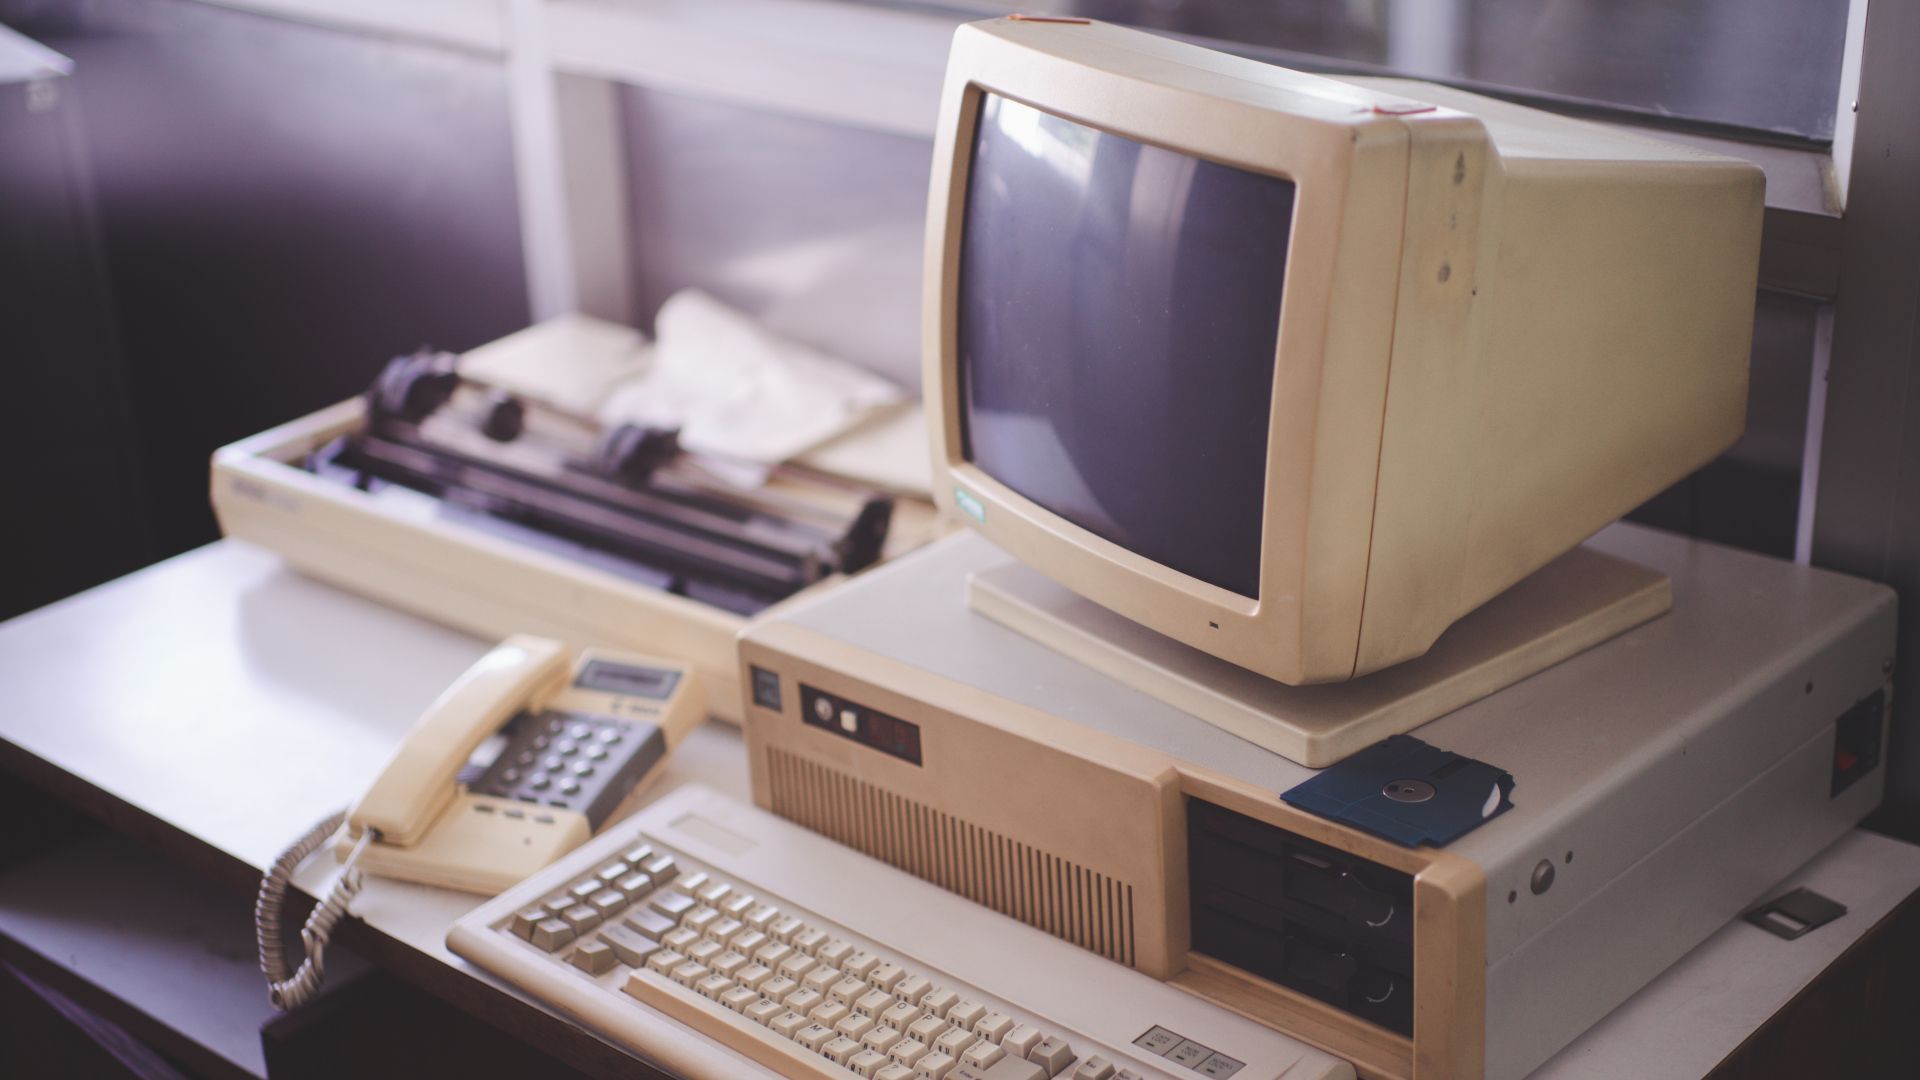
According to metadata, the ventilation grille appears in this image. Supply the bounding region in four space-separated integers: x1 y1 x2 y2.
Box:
766 747 1136 966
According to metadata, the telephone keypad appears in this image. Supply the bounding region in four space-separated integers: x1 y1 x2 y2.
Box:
469 709 667 828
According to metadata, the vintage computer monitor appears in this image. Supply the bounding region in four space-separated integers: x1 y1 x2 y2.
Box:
920 17 1764 759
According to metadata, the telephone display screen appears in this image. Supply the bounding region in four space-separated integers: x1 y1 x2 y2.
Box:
576 660 681 700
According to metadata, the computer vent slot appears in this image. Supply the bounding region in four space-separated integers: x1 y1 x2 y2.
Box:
765 748 1136 967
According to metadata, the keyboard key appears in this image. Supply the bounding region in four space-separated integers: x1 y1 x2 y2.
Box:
785 989 825 1016
921 988 960 1018
711 951 749 977
844 951 882 979
597 861 630 883
855 988 895 1018
674 869 706 893
934 1026 978 1058
907 1015 949 1045
650 891 696 919
792 928 830 954
569 940 616 975
570 880 601 901
771 1010 810 1038
744 903 781 929
511 907 547 939
616 872 653 897
1002 1026 1043 1060
870 963 907 993
756 942 795 969
946 1001 988 1031
975 1012 1016 1044
683 907 720 933
596 925 661 967
960 1041 1005 1069
959 1059 1047 1080
878 1067 916 1080
831 976 869 1006
917 1051 958 1079
621 844 654 866
798 1023 837 1052
865 1026 905 1055
812 1001 851 1028
562 905 601 933
589 890 626 916
662 928 700 952
1072 1057 1116 1080
758 975 799 1001
881 1001 922 1030
1029 1037 1074 1076
670 961 707 988
542 895 574 917
824 1035 865 1065
531 918 574 951
818 939 856 966
685 940 723 964
769 915 806 942
721 894 756 918
894 975 933 1004
850 1049 891 1078
695 973 734 1000
624 908 676 940
745 998 785 1025
706 917 744 943
891 1038 930 1066
735 964 774 990
730 930 769 955
645 949 684 975
720 985 760 1012
803 966 840 995
695 880 732 904
639 854 676 881
1167 1041 1210 1068
779 953 819 982
838 1013 877 1041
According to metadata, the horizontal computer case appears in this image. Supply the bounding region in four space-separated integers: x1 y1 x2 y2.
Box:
736 525 1894 1079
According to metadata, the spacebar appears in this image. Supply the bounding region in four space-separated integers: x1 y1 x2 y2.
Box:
617 965 857 1080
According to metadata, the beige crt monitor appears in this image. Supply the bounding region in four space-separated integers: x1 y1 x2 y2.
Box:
922 17 1764 693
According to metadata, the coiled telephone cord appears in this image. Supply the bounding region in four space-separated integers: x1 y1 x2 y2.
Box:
254 809 370 1010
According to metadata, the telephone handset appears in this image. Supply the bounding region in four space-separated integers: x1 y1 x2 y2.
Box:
351 635 570 847
256 635 700 1009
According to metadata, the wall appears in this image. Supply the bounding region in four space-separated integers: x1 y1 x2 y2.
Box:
0 0 529 615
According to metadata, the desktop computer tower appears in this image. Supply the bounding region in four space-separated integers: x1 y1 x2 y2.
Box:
736 525 1893 1080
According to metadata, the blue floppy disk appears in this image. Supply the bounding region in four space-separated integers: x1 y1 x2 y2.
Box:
1281 735 1515 847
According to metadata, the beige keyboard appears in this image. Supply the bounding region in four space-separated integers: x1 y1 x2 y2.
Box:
449 784 1353 1080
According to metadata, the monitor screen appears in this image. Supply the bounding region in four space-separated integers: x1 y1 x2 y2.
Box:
958 93 1294 598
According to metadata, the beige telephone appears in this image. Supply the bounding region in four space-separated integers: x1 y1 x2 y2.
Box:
256 634 700 1008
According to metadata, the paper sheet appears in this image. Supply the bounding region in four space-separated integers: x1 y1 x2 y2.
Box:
596 290 906 467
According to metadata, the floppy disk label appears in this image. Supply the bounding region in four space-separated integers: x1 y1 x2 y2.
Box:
1281 735 1514 847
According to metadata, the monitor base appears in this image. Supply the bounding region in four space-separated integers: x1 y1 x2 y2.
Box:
966 544 1671 768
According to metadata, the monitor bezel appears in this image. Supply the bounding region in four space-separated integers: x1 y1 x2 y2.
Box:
923 19 1415 683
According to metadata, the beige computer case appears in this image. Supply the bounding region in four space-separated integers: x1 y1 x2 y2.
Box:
921 19 1763 687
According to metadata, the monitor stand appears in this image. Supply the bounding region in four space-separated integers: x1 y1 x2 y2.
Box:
966 545 1671 768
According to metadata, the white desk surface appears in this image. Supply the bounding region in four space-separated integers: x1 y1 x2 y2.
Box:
0 539 1915 1080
